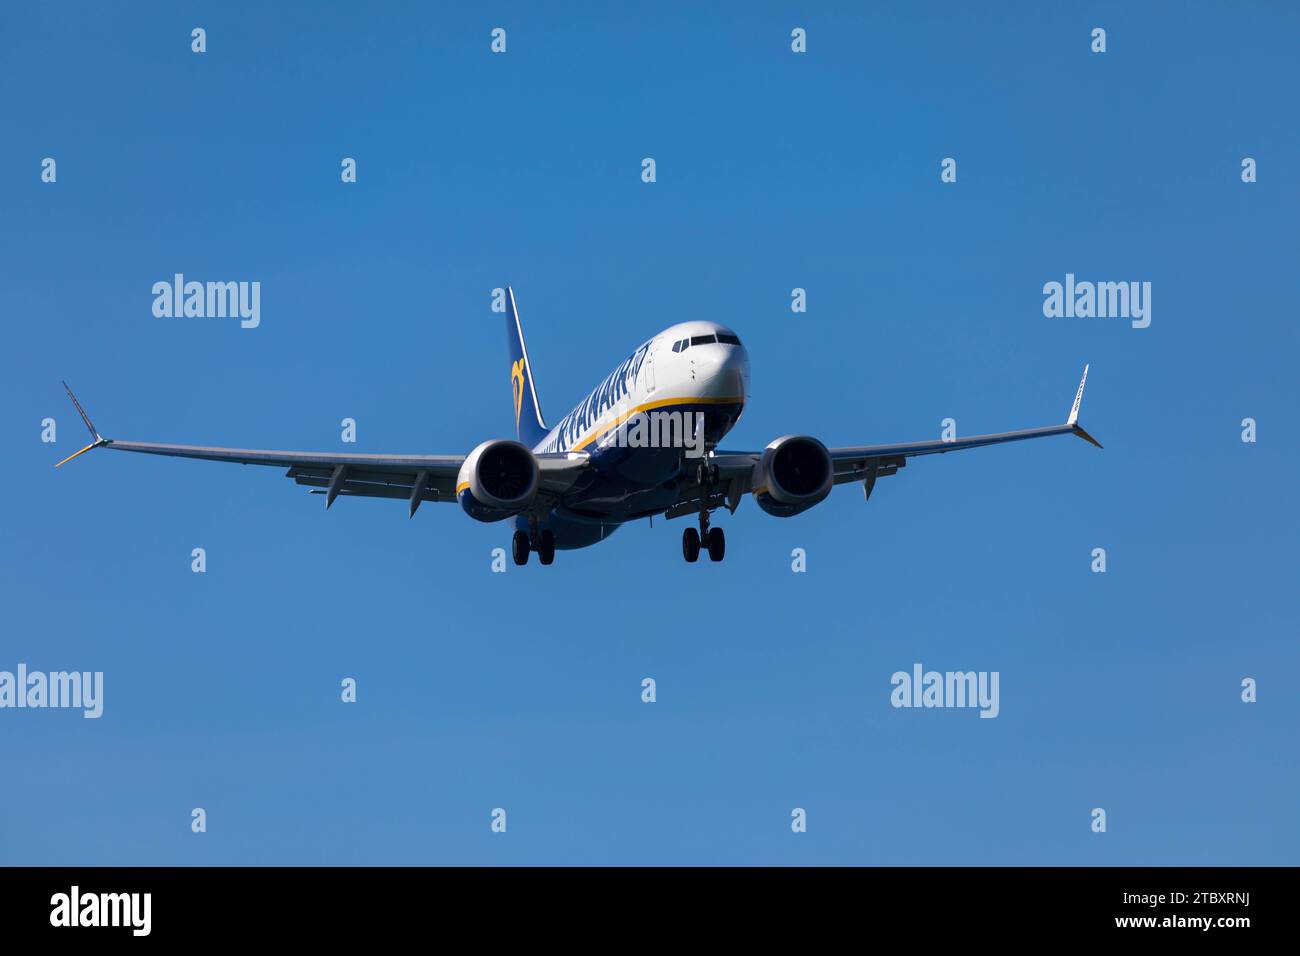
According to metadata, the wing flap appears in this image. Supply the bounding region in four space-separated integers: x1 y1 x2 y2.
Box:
832 455 905 484
290 469 457 502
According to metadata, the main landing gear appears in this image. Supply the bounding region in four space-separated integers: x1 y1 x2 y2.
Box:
512 528 555 566
682 515 725 563
682 461 726 563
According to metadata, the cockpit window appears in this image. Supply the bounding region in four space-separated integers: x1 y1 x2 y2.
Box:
673 333 739 352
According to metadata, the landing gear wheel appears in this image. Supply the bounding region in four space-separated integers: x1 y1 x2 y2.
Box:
512 529 530 566
706 526 725 562
537 529 556 565
682 527 701 563
694 462 720 487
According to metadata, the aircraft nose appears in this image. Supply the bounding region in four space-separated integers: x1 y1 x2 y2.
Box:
697 345 748 398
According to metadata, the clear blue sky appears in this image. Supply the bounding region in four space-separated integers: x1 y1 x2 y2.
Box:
2 1 1296 865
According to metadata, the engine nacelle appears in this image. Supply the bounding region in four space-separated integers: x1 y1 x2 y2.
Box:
753 435 833 517
457 439 540 522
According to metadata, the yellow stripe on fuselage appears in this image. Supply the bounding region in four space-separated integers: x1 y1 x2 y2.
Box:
568 395 743 452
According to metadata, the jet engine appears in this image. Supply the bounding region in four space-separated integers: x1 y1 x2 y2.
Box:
457 440 540 522
752 435 833 517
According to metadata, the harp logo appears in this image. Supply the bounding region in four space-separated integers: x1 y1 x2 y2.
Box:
511 359 526 429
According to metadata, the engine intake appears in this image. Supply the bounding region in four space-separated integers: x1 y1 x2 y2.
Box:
457 439 540 522
753 435 833 517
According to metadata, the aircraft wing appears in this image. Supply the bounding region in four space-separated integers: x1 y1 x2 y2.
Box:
54 383 587 516
704 365 1100 507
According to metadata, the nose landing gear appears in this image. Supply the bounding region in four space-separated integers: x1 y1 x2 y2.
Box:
682 515 725 562
682 526 700 562
706 525 725 561
682 464 727 563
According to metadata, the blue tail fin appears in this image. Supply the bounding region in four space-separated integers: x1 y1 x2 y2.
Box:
506 286 549 447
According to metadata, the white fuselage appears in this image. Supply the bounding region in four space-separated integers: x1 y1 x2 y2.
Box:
535 320 750 457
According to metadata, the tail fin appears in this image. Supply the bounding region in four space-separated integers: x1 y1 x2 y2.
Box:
505 286 549 447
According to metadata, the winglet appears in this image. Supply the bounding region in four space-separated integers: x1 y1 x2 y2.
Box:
1067 365 1088 426
54 382 110 467
1065 365 1102 449
62 381 102 441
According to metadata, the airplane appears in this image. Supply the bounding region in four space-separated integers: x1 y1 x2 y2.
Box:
57 286 1101 565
